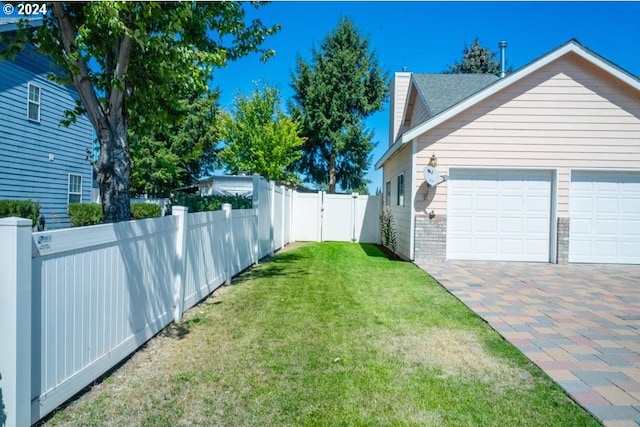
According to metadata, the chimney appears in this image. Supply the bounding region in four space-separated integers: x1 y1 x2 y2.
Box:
498 41 507 78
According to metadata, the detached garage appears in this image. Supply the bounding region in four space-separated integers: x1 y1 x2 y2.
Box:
376 39 640 264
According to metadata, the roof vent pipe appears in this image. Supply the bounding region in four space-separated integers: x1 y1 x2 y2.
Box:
402 66 408 72
498 41 507 78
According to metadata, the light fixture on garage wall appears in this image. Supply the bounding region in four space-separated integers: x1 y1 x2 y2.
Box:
428 153 437 168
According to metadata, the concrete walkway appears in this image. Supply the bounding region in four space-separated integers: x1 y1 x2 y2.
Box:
417 261 640 427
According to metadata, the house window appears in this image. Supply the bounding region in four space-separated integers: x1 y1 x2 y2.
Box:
397 173 404 206
385 180 391 206
28 83 41 122
68 174 82 204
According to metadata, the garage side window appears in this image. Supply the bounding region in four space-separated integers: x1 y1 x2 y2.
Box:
397 173 404 206
385 180 391 206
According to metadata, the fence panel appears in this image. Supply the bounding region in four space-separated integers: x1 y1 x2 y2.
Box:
183 210 227 311
322 193 355 241
355 195 382 243
30 216 178 421
230 209 257 275
273 185 284 250
284 189 292 244
256 178 272 258
293 192 321 241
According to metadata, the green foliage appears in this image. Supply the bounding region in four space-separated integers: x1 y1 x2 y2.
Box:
170 193 252 213
290 17 389 193
445 38 511 75
2 2 280 223
0 199 40 226
220 84 303 183
130 92 222 197
379 208 398 255
130 203 162 220
68 203 103 227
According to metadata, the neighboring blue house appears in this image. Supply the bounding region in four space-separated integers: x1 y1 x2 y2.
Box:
0 18 94 229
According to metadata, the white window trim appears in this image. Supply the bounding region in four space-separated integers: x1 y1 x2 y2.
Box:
397 172 405 206
385 180 391 206
68 173 82 204
27 82 41 122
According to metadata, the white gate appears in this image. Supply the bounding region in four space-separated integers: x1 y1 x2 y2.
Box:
293 192 381 243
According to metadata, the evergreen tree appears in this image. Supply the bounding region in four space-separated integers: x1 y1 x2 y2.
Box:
445 38 509 75
290 17 388 193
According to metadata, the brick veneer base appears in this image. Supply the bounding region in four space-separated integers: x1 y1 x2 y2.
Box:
557 217 570 264
414 214 447 262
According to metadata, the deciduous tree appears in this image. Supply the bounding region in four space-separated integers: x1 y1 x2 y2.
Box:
4 2 278 222
290 17 388 193
220 84 303 182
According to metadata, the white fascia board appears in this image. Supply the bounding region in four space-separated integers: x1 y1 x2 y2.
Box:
374 137 406 170
400 41 640 144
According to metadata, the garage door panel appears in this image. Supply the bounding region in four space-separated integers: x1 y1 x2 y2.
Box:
501 217 523 233
569 170 640 264
447 169 551 262
476 217 498 233
526 218 548 233
502 196 524 212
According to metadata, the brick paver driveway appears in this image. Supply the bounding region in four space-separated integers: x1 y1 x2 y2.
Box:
417 261 640 427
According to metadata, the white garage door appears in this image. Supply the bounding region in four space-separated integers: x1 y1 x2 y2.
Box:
569 171 640 264
447 169 552 262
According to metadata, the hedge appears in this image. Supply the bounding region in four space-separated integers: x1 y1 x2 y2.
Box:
68 203 103 227
169 193 252 213
131 203 162 220
68 202 162 227
0 199 40 226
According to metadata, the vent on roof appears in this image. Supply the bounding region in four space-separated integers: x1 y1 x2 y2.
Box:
499 41 507 78
402 66 408 72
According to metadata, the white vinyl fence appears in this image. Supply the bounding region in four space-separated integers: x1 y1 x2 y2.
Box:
0 176 380 427
292 192 381 243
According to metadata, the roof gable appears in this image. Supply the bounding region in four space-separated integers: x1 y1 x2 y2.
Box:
412 73 498 118
375 39 640 169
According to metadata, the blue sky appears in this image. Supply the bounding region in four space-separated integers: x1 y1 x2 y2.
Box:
212 1 640 193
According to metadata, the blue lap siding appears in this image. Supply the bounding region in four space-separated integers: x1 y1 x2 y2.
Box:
0 44 93 229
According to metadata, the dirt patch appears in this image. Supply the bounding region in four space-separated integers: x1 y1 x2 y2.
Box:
381 327 535 393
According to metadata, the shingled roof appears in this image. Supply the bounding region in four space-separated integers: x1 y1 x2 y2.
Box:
411 73 499 117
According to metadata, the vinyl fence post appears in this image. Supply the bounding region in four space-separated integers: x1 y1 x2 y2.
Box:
270 181 275 255
222 203 232 285
252 173 260 264
173 206 188 323
289 189 295 244
0 217 32 427
280 185 286 248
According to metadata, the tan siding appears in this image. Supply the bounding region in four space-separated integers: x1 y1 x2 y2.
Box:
390 73 411 145
410 96 430 128
382 143 413 259
414 53 640 217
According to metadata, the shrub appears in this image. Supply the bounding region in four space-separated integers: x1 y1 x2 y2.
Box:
379 207 398 256
170 193 252 213
68 203 103 227
0 199 40 226
131 203 162 219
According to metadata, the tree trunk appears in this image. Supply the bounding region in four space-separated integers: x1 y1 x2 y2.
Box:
328 153 337 193
97 118 131 223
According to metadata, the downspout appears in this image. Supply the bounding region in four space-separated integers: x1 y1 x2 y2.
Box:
499 41 508 78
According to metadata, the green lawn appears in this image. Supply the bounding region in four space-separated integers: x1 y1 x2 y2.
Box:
46 242 601 427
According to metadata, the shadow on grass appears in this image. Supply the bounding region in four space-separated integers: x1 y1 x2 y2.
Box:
359 243 402 261
232 251 309 283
